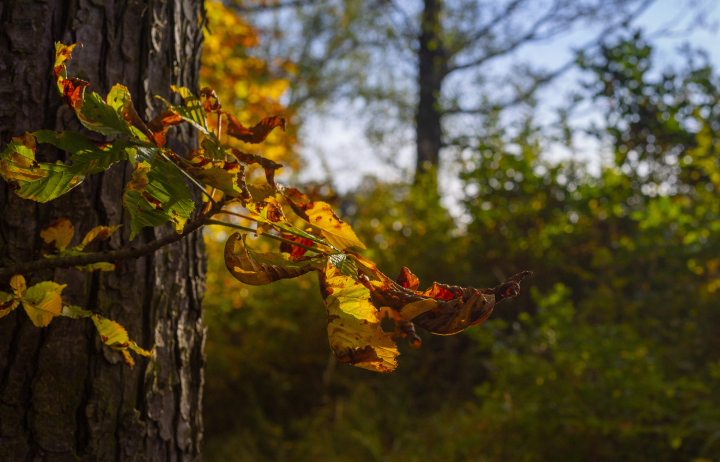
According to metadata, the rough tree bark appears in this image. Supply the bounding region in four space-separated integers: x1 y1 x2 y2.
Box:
0 0 206 460
415 0 446 185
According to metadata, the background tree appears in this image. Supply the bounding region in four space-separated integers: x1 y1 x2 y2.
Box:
0 1 205 459
238 0 663 184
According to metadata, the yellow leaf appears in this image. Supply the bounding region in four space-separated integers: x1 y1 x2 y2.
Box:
75 262 116 272
21 281 66 327
80 224 121 249
91 315 153 367
40 217 75 251
10 274 26 297
320 261 399 373
284 188 366 250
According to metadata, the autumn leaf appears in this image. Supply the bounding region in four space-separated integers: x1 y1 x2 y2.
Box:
249 198 325 246
279 233 315 256
224 232 321 285
226 114 285 144
21 280 66 327
60 304 94 319
40 218 75 252
10 275 27 297
353 255 532 335
122 158 194 239
80 225 122 249
0 291 20 319
91 315 153 366
0 131 131 202
283 188 366 251
320 261 399 373
229 149 282 188
171 150 250 200
106 84 153 141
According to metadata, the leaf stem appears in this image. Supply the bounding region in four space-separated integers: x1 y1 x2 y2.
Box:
216 210 258 222
204 219 329 255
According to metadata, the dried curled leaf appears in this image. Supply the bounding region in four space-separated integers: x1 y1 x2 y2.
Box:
229 148 282 188
224 232 321 285
283 188 366 251
354 256 532 335
225 114 285 144
91 315 153 366
320 261 399 373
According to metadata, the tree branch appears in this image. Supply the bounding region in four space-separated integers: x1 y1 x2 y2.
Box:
0 202 225 282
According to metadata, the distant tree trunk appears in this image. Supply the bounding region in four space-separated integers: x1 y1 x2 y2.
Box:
415 0 447 185
0 1 206 460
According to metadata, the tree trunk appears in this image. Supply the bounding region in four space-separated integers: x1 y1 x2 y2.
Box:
0 0 206 460
415 0 446 185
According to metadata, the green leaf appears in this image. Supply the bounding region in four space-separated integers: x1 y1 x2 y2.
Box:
0 131 131 202
60 304 93 319
22 281 66 327
122 158 195 240
173 151 249 199
156 87 220 145
75 262 116 272
91 315 153 366
35 130 131 174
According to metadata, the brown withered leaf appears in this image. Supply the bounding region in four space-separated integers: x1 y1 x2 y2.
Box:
229 148 282 188
352 255 532 335
200 87 222 113
283 188 366 251
224 232 321 285
225 114 285 144
146 109 184 147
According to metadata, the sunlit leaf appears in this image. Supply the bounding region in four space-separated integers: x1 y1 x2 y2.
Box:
91 315 153 367
0 131 131 202
283 188 366 250
106 84 152 141
40 217 75 252
328 253 358 278
224 232 321 285
320 261 399 373
21 281 66 327
279 233 315 256
353 255 532 335
172 151 250 200
226 114 285 144
249 197 325 245
229 149 282 188
122 158 194 240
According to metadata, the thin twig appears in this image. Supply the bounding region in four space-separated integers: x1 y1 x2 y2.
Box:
204 219 329 255
215 210 258 222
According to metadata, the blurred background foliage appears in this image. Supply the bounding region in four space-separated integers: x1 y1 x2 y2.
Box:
200 1 720 460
